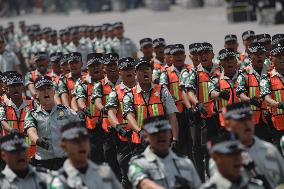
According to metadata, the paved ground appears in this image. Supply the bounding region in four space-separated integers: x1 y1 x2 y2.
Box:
1 5 284 58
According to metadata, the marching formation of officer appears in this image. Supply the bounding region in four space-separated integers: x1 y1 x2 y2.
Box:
1 20 284 189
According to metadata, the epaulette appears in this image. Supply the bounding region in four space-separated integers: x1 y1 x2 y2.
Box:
130 154 145 161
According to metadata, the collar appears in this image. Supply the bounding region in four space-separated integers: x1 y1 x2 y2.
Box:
136 83 153 93
271 68 284 78
104 76 120 88
197 63 219 75
170 65 183 73
220 71 238 81
8 99 28 110
143 146 179 162
35 104 57 115
63 159 98 179
2 165 35 183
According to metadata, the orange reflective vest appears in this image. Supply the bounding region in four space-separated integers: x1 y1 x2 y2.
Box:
100 79 113 132
83 79 100 130
218 78 240 127
5 100 36 157
115 84 139 143
197 67 221 118
154 63 163 70
31 70 49 82
133 84 165 129
246 73 267 125
166 65 192 113
269 74 284 130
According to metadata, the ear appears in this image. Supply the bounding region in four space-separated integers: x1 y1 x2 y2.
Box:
35 90 39 99
1 151 7 162
224 120 232 131
60 142 66 151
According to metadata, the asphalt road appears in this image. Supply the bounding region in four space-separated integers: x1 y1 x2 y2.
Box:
1 5 284 56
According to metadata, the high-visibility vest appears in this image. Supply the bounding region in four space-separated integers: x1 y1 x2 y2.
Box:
5 100 36 157
240 52 246 62
115 84 139 143
197 67 221 118
166 65 192 113
245 72 267 125
82 79 100 130
133 84 165 129
100 79 113 132
153 63 163 70
270 74 284 130
218 78 240 127
31 70 49 82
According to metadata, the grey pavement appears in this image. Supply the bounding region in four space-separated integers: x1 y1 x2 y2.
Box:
1 6 284 57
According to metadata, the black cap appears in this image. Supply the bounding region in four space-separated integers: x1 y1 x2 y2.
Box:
48 30 57 37
140 38 153 48
68 52 82 63
87 53 104 67
197 42 213 53
164 45 174 55
50 52 62 62
189 43 201 54
61 121 88 140
170 44 185 55
2 71 19 84
101 23 111 31
153 38 166 48
135 57 151 70
242 30 255 41
218 48 237 61
5 73 23 86
256 34 271 43
104 53 119 65
42 27 52 34
271 41 284 56
34 51 48 61
223 101 252 120
143 115 171 134
118 57 135 70
272 34 284 45
224 34 238 43
0 132 28 152
207 132 244 154
113 22 124 29
0 71 3 82
34 76 53 89
248 42 266 53
60 54 69 65
19 20 25 26
94 25 102 33
70 28 78 35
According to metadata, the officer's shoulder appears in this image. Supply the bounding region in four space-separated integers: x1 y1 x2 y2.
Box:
130 154 145 162
56 104 69 110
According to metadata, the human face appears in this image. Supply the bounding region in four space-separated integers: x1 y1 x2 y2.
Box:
249 51 266 72
0 40 6 53
224 41 239 52
60 62 70 75
104 63 119 79
1 149 29 171
61 136 90 164
113 27 124 39
119 68 136 85
36 85 55 105
141 45 153 60
63 34 71 44
220 57 238 77
69 61 82 75
272 52 284 74
154 46 165 61
88 64 104 81
172 52 186 68
7 83 24 100
198 50 214 69
136 65 152 85
35 58 49 74
189 53 199 67
164 54 172 66
72 33 79 44
51 61 61 75
212 151 242 181
225 117 254 146
243 37 254 50
146 130 171 155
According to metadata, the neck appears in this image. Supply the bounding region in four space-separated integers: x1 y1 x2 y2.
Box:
174 64 184 72
123 80 136 88
203 63 213 72
70 159 88 170
41 102 55 111
139 82 151 91
150 147 169 158
242 137 254 147
72 73 81 80
11 98 23 108
108 75 118 84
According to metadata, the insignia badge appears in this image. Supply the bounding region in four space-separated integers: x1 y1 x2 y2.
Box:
155 91 159 96
182 72 188 78
58 110 65 117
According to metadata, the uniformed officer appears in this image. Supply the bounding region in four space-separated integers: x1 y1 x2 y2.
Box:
236 42 271 142
163 44 174 69
24 76 80 170
128 115 201 189
0 34 22 74
139 38 153 61
24 51 50 98
92 25 106 54
106 57 137 189
224 34 239 52
152 38 166 84
222 102 284 188
47 30 62 56
209 48 239 128
112 22 138 59
49 122 123 189
256 34 272 70
260 41 284 150
200 133 264 189
58 52 84 111
240 30 255 63
59 53 71 76
92 52 121 180
75 52 105 164
0 131 51 189
123 58 179 151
